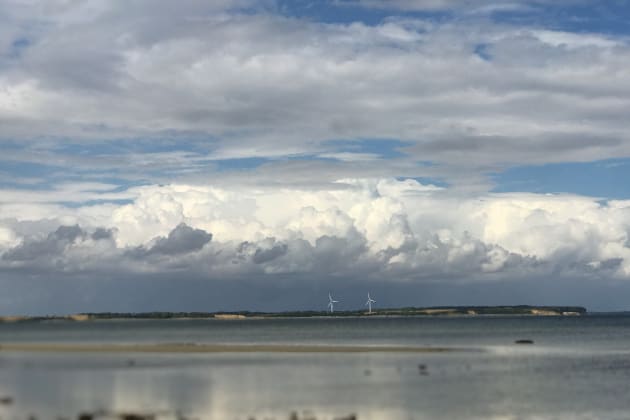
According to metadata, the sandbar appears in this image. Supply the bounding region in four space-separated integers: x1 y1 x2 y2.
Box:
0 342 461 353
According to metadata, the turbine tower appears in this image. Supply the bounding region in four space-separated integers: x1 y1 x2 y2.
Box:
328 293 338 313
366 292 376 314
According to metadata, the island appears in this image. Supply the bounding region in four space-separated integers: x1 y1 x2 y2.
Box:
0 305 587 322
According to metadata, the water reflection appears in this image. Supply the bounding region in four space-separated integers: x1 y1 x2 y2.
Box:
3 315 630 419
1 352 414 420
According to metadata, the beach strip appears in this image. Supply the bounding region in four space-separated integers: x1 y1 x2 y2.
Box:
0 342 461 353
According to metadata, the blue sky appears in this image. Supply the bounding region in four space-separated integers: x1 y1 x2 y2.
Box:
493 158 630 198
2 0 630 313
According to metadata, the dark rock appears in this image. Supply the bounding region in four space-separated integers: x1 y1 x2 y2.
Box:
78 414 93 420
418 363 429 375
334 415 357 420
0 396 13 404
514 339 534 344
120 414 155 420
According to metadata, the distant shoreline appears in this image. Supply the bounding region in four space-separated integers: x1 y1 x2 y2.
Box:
0 342 461 354
0 305 587 323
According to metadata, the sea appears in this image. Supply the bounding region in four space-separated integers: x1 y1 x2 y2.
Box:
1 314 630 420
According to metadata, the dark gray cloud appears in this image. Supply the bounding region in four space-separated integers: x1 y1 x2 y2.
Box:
3 225 86 261
252 242 288 264
53 225 84 242
91 227 115 241
127 223 212 258
312 232 368 272
150 223 212 255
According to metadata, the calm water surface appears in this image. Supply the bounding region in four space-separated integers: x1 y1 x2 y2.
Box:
1 315 630 419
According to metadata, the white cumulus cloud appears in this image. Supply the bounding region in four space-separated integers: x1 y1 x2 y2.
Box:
1 179 628 281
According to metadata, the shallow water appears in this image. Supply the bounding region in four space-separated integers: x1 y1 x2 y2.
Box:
1 315 630 419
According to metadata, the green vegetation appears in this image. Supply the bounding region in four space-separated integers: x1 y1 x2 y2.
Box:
0 305 586 322
0 306 587 323
256 305 586 317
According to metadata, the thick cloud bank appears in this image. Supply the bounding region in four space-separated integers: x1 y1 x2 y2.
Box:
1 179 629 283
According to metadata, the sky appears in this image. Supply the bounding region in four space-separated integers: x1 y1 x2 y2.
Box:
2 0 630 314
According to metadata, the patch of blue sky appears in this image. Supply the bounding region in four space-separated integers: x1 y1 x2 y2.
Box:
276 1 630 38
101 179 148 192
324 139 411 159
288 155 340 163
492 158 630 199
212 157 271 171
0 37 27 62
474 43 492 61
0 140 27 150
0 180 52 191
211 152 383 172
59 175 148 192
0 159 59 179
167 139 410 174
9 37 30 58
52 137 215 155
60 199 135 209
491 3 630 36
14 174 144 207
0 154 151 192
51 141 123 156
414 160 438 167
276 0 450 25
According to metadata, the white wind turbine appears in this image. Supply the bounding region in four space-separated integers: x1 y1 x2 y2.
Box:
328 293 339 313
366 292 376 314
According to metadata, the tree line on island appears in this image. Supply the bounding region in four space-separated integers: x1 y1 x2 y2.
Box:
0 306 587 322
